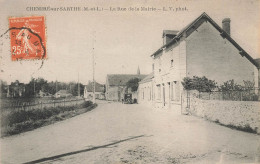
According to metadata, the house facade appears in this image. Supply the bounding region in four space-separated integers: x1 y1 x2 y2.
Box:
106 74 147 101
138 73 154 106
254 58 260 87
138 12 259 113
84 81 105 100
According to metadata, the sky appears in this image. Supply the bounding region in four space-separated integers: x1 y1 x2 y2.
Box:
0 0 259 85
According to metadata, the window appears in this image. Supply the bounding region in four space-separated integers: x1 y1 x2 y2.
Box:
157 84 161 100
171 59 174 67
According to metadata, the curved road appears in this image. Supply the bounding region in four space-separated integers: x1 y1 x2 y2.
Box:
1 101 259 163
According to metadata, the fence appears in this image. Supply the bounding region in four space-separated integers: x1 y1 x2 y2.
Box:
197 89 260 101
1 98 85 113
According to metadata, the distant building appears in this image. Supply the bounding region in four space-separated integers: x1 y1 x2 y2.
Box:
138 73 154 106
138 12 259 113
105 74 147 101
55 90 72 98
37 90 52 98
84 81 105 100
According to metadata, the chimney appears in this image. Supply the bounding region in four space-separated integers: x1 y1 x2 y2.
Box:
162 30 178 45
222 18 231 36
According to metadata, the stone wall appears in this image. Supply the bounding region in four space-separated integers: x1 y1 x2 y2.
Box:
182 90 260 134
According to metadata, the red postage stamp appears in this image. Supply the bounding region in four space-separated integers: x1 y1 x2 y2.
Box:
9 16 46 61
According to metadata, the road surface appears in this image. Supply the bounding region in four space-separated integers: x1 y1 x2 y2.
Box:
1 101 259 163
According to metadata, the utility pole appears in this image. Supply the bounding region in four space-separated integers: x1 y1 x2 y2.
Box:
92 31 96 103
78 72 80 97
55 79 57 97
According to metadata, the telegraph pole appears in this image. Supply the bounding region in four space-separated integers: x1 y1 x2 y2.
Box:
55 78 57 97
92 31 96 103
78 72 80 97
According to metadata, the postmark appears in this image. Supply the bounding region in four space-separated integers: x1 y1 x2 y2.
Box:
9 16 46 61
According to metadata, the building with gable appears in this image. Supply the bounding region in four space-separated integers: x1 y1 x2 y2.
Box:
84 81 105 100
106 73 147 101
138 12 259 113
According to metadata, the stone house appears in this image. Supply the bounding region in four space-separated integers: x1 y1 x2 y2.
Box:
106 74 147 101
84 81 105 100
138 73 154 106
138 12 259 113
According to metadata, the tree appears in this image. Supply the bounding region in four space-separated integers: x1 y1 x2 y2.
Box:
0 80 8 98
219 79 243 91
181 76 217 92
243 80 254 90
126 78 141 92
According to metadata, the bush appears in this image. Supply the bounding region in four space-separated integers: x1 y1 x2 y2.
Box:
1 101 96 137
181 76 217 92
219 79 243 91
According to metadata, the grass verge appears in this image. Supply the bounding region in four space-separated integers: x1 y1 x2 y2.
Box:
1 101 97 137
212 119 257 134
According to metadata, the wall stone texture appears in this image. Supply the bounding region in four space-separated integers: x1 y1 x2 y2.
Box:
183 90 260 134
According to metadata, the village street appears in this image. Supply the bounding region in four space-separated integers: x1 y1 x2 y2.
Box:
1 101 259 164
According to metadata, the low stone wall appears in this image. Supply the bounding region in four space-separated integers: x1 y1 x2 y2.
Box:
183 90 260 134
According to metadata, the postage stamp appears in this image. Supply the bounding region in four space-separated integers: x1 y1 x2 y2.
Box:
9 16 46 61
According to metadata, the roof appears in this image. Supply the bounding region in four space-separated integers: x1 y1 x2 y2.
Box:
107 74 147 86
139 73 154 84
56 90 70 95
85 81 104 92
151 12 259 69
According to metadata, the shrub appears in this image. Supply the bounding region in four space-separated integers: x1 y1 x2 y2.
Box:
181 76 217 92
219 79 243 91
1 100 96 137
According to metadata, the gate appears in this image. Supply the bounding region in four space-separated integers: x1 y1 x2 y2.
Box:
181 90 190 115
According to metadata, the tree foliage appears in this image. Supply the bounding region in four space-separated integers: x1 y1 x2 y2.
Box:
219 79 243 91
2 77 85 98
126 78 141 92
219 80 255 91
181 76 217 92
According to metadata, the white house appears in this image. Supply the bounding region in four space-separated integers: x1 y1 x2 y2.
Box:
84 81 105 100
138 12 259 113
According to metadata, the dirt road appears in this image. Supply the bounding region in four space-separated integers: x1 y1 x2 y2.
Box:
1 101 259 163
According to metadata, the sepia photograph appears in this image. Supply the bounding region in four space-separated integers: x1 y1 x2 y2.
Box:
0 0 259 163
